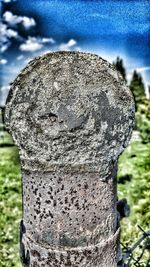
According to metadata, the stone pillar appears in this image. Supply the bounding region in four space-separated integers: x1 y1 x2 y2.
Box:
5 52 135 267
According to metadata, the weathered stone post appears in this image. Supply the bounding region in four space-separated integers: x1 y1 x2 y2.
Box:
5 52 134 267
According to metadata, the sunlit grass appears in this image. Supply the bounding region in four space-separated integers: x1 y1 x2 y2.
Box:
0 147 22 267
118 141 150 265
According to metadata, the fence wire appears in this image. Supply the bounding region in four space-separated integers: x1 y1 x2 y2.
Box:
122 226 150 267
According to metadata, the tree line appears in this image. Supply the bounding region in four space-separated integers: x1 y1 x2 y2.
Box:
113 57 150 143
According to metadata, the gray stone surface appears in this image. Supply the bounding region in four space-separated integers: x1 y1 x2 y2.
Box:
5 51 135 267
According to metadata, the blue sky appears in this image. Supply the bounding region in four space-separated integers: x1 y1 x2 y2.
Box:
0 0 150 104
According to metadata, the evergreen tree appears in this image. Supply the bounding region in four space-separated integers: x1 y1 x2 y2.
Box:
129 70 146 110
113 56 127 82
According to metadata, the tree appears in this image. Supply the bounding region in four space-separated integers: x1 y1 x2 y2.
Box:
129 70 146 111
130 71 149 143
113 56 127 82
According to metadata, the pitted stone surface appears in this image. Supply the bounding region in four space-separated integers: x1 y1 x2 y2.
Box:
5 52 134 176
22 227 120 267
23 171 117 248
5 52 135 266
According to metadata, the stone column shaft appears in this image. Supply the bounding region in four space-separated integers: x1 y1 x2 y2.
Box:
5 51 135 267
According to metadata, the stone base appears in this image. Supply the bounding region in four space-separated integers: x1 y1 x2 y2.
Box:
20 226 120 267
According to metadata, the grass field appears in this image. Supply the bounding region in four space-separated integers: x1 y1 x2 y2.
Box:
118 141 150 266
0 139 150 266
0 147 22 267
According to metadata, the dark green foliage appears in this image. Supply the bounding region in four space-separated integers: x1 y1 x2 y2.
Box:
113 56 127 82
128 71 150 144
145 238 150 250
135 98 150 143
118 174 132 184
129 70 146 111
136 112 150 143
0 108 14 147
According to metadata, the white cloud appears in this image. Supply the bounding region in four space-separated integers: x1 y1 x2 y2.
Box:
59 39 77 51
1 11 55 54
3 11 36 29
136 66 150 73
0 22 18 40
17 55 24 61
0 58 8 64
74 46 81 52
19 37 43 52
2 0 16 2
24 57 33 64
43 50 52 54
0 22 19 52
19 36 56 52
0 44 9 52
6 28 18 38
126 71 132 82
0 85 10 92
42 37 55 44
21 17 36 29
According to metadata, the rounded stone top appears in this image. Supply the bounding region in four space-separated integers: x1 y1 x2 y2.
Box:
5 51 135 175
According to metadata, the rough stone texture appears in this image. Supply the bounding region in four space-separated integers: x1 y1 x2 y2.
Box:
5 51 135 267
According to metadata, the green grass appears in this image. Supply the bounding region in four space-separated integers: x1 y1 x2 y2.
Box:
118 141 150 265
0 147 22 267
0 139 149 266
0 131 14 146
